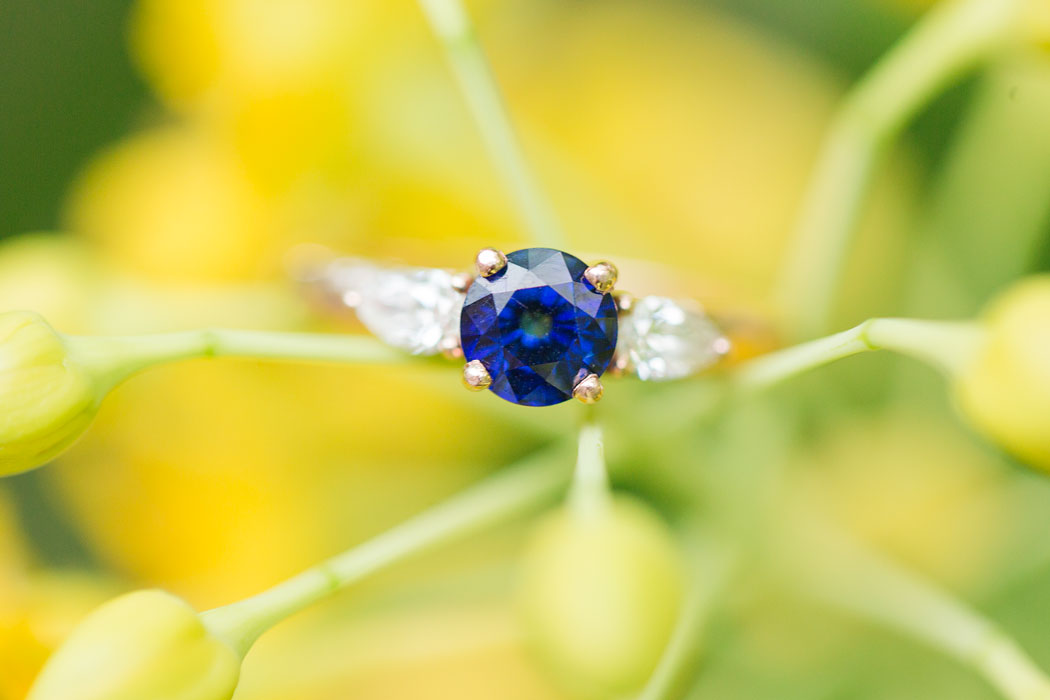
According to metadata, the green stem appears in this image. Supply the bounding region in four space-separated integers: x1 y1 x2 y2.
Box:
63 329 409 393
733 317 982 395
416 0 567 249
781 518 1050 700
777 0 1024 339
199 440 572 658
569 421 611 521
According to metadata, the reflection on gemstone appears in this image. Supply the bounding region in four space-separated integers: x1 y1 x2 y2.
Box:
460 248 618 407
617 296 727 381
354 266 462 355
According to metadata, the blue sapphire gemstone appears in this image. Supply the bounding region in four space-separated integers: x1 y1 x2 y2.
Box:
460 248 618 406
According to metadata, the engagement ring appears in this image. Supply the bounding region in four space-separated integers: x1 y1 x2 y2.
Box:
300 247 730 407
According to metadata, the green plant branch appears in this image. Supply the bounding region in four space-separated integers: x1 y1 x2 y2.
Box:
569 421 611 521
630 317 981 437
63 316 981 437
777 0 1024 339
780 517 1050 700
416 0 567 249
732 317 982 395
200 438 573 658
63 329 411 393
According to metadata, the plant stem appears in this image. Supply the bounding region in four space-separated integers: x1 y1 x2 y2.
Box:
417 0 567 249
569 421 611 521
777 0 1024 339
199 440 572 658
63 329 409 393
733 317 982 395
782 519 1050 700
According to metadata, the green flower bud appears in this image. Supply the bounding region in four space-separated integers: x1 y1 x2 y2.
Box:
517 495 685 697
956 276 1050 471
0 311 99 476
27 590 241 700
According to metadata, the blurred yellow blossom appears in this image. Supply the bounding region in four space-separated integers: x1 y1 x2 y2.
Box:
1022 0 1050 50
128 0 369 195
234 598 561 700
129 0 360 110
796 413 1013 590
362 1 917 316
0 491 118 700
51 357 517 605
1 572 119 700
66 127 281 283
0 234 99 334
217 84 354 196
956 276 1050 471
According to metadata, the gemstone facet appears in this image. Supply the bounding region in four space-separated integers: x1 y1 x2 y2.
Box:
617 296 728 381
353 265 462 356
460 248 618 406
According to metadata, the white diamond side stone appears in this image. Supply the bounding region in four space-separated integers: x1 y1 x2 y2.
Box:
354 267 462 356
320 258 378 309
617 296 727 381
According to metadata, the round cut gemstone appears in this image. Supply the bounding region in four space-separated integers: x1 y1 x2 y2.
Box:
460 248 618 406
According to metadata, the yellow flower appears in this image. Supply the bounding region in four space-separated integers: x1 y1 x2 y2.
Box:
1 570 119 700
128 0 361 110
956 276 1050 471
27 590 241 700
128 0 361 195
65 127 281 283
232 596 560 700
1021 0 1050 50
51 357 515 605
517 495 684 696
0 311 98 477
794 413 1012 590
0 234 99 335
352 0 916 318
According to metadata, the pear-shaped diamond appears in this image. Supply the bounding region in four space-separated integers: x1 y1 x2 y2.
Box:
352 266 462 356
617 296 728 380
319 258 377 308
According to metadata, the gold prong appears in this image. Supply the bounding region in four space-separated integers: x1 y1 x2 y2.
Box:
450 271 474 293
612 290 634 314
439 334 463 360
462 360 492 391
475 248 507 277
572 373 604 404
584 261 618 293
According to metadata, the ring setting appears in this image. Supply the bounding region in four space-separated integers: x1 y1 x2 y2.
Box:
460 248 618 407
300 246 730 407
